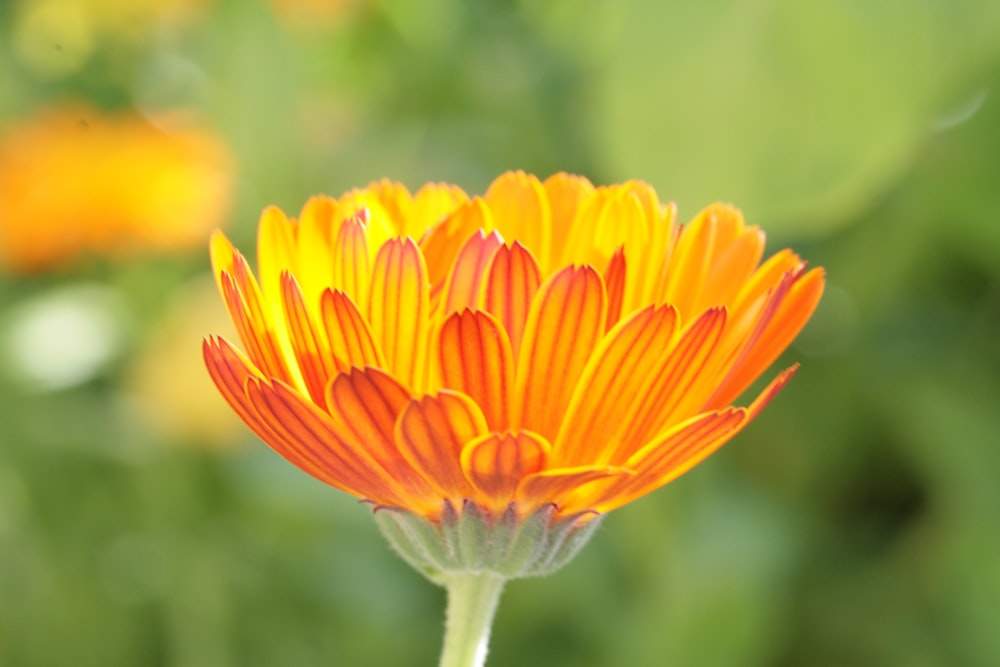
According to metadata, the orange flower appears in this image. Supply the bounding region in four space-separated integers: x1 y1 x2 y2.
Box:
0 105 233 273
204 171 824 525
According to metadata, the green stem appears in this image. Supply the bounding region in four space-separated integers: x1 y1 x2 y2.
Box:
438 572 506 667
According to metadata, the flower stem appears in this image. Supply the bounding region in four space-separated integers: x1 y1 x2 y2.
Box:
438 572 506 667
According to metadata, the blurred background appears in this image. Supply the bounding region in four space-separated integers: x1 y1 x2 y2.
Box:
1 0 999 665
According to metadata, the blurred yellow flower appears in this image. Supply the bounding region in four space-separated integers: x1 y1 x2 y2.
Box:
0 105 233 273
204 171 824 523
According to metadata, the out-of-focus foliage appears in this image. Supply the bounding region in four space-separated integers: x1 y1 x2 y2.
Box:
0 1 998 666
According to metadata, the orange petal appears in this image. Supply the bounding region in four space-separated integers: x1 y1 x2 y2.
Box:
603 247 626 331
394 391 489 499
437 310 515 431
368 237 430 390
485 171 551 269
480 241 543 358
202 335 267 435
323 367 435 500
514 265 607 440
661 211 716 319
420 197 492 289
516 466 632 515
461 430 550 508
410 182 469 236
441 229 504 316
280 272 338 408
595 408 748 511
552 304 678 467
319 289 385 372
248 377 430 509
610 307 728 460
711 267 824 407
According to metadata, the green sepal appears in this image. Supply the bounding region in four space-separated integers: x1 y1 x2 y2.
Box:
374 500 604 584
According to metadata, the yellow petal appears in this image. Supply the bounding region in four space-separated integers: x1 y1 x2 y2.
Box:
543 172 595 259
485 171 551 269
368 237 430 390
331 214 370 312
420 197 492 289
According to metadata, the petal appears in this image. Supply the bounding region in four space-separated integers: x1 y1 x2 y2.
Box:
256 205 298 313
609 307 728 460
420 197 493 289
331 214 370 311
603 247 626 331
394 391 489 499
410 182 469 236
280 272 338 408
320 288 385 372
710 266 825 407
660 210 716 319
461 430 550 508
248 376 431 510
592 408 748 512
485 171 551 269
479 241 543 358
543 172 595 260
324 367 436 501
514 265 607 440
516 466 632 515
202 335 267 435
552 304 678 467
437 310 515 431
368 237 430 390
441 229 504 316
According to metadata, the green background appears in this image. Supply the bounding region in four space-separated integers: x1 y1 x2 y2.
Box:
2 1 999 665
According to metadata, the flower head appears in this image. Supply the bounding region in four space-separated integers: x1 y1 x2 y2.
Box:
204 171 824 530
0 104 233 273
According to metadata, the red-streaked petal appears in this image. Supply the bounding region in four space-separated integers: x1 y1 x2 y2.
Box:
710 267 824 408
394 391 489 499
219 269 298 388
331 215 370 311
280 273 338 408
516 466 632 514
420 197 493 289
320 289 385 372
594 408 748 512
368 237 430 391
441 229 504 316
479 241 543 360
203 335 267 435
485 171 551 269
461 430 550 507
437 310 515 431
514 265 607 440
610 307 728 460
248 377 431 510
603 247 626 331
552 304 678 467
323 366 435 498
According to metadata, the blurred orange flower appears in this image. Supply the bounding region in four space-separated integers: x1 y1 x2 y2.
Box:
204 172 824 523
0 105 233 273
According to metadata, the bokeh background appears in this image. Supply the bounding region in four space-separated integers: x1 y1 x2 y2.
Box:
1 1 999 665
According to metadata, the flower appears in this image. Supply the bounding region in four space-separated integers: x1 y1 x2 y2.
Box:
204 171 824 529
0 104 233 273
